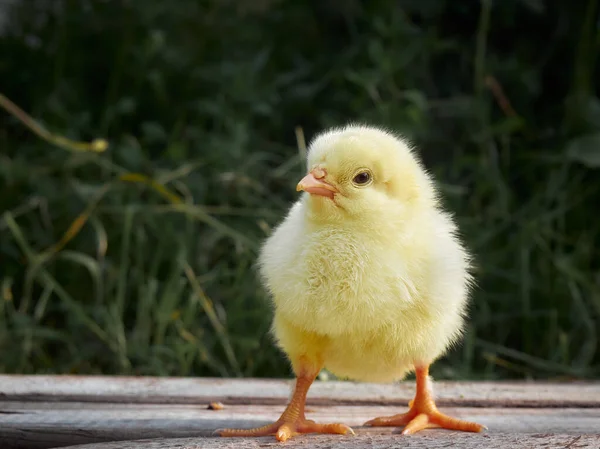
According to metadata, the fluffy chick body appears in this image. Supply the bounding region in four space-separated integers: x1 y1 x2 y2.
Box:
259 125 472 383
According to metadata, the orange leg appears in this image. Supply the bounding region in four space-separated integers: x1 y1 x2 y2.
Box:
364 365 486 435
218 361 354 442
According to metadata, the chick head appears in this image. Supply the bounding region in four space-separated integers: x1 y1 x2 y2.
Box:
296 124 436 222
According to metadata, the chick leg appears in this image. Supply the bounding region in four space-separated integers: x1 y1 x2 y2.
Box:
219 360 354 442
364 365 486 434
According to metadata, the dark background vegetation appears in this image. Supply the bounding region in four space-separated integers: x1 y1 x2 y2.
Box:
1 0 599 380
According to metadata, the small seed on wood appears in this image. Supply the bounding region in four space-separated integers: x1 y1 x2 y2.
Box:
207 402 224 410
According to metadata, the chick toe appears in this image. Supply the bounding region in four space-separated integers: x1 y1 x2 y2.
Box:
416 409 486 434
364 411 414 427
218 422 281 438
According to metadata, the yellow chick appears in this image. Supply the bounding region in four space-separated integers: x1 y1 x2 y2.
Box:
219 124 485 442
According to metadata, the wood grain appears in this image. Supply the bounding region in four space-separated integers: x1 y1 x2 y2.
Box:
1 375 599 407
58 434 600 449
1 402 599 449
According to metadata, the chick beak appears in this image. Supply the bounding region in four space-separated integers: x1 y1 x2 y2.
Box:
296 169 338 199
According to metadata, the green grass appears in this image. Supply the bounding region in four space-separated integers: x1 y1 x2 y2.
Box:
0 0 599 380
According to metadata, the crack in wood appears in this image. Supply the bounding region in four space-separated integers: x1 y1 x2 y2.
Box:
2 394 599 409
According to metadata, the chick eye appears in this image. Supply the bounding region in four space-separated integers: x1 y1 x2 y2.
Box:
352 171 371 186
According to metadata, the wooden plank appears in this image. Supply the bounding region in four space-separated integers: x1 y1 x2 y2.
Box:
1 375 599 408
1 402 599 449
59 434 600 449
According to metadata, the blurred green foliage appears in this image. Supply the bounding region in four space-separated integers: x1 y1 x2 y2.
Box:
1 0 599 380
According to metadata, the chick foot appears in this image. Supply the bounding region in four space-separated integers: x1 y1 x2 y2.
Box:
219 417 353 442
219 363 354 442
364 365 486 435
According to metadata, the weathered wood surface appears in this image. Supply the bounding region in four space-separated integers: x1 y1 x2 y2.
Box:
0 376 599 449
2 403 599 449
60 433 600 449
1 374 599 407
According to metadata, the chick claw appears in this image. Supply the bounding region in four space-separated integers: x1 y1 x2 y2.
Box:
218 418 354 442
